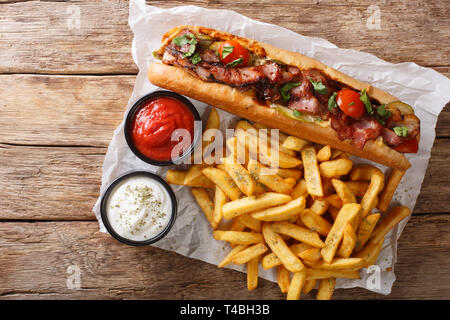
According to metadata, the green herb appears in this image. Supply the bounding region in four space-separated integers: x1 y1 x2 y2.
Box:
309 78 328 95
191 53 202 64
281 82 302 102
360 88 373 114
328 92 338 111
293 110 302 118
226 57 243 67
221 46 234 59
374 114 386 125
377 104 391 118
172 34 198 58
393 126 409 137
348 102 355 106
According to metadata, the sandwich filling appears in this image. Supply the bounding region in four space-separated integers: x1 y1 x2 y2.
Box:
155 29 420 152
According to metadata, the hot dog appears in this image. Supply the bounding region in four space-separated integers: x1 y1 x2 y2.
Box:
148 26 420 170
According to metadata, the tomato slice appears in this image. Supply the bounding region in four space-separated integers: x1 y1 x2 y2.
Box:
336 88 365 118
394 138 419 153
217 40 250 67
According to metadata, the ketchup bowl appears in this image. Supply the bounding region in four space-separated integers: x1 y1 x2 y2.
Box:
124 90 201 166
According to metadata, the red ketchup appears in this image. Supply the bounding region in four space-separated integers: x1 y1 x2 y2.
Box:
131 97 195 161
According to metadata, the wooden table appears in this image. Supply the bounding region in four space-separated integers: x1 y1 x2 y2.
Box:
0 0 449 300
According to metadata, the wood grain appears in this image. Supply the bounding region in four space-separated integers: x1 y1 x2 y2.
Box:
0 214 448 299
0 0 448 76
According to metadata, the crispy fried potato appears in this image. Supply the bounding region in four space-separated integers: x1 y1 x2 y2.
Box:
355 213 381 251
222 157 257 197
287 269 307 300
345 181 370 198
306 269 360 280
251 196 306 221
323 194 343 209
222 192 291 220
310 199 330 215
213 231 263 245
226 136 249 166
277 265 290 293
261 243 312 269
262 223 305 272
332 179 356 205
337 224 357 258
355 239 384 267
317 145 332 162
370 206 411 244
301 146 323 197
378 169 405 212
232 243 268 265
300 209 332 237
247 160 294 194
202 167 242 200
292 179 308 199
303 279 317 294
272 221 325 248
317 278 336 300
236 214 262 232
319 159 353 178
247 257 259 291
308 257 364 270
282 136 310 152
218 244 248 268
191 188 215 228
213 186 227 229
321 203 361 263
299 247 322 262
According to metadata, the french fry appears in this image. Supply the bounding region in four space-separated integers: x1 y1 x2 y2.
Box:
301 146 323 197
303 279 317 294
213 186 227 229
192 108 220 163
262 223 305 272
277 265 290 293
236 214 262 232
222 192 291 220
321 203 361 263
287 270 307 300
247 160 294 194
300 209 332 237
299 247 322 262
213 231 264 245
370 206 411 244
226 136 249 166
378 169 405 212
345 181 370 197
306 269 360 280
191 188 215 228
328 205 340 221
282 135 310 152
247 257 259 291
262 243 312 269
317 278 336 300
337 224 357 258
222 157 256 196
284 177 297 187
252 122 289 144
355 239 384 267
218 244 248 268
309 199 330 215
323 194 343 209
229 219 246 232
350 164 381 181
202 167 242 200
355 213 381 251
167 169 214 188
292 179 308 199
272 221 325 248
309 257 364 270
232 243 268 265
321 177 335 196
357 170 384 226
272 168 303 180
251 197 306 221
317 145 332 162
319 159 353 178
332 179 356 204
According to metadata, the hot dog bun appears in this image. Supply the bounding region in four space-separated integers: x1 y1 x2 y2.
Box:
148 26 412 170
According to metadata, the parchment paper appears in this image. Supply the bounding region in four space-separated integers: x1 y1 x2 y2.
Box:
93 0 450 295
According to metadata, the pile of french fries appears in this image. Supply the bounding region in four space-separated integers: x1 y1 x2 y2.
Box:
167 108 411 300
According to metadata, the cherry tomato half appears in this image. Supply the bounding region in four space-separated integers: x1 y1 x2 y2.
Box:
218 40 250 67
394 138 419 153
336 88 365 118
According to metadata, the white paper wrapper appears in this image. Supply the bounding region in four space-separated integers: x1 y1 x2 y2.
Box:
93 0 450 295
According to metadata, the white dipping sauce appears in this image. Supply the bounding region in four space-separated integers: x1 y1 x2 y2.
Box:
106 175 172 241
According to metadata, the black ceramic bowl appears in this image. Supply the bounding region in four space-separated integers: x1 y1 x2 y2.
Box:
100 171 177 246
124 90 201 166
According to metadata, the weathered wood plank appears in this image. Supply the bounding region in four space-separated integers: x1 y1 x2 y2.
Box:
0 138 448 221
0 0 448 75
1 75 449 148
0 214 448 299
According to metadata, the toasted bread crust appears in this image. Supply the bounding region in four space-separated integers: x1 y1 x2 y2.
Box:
148 26 411 170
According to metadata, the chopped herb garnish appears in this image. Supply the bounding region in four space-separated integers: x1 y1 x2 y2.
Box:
377 104 391 118
172 35 191 46
374 114 386 125
281 82 302 102
328 92 338 111
221 46 234 59
393 126 409 137
226 57 243 67
309 78 328 95
348 102 355 106
360 88 373 114
191 53 202 64
172 34 198 58
293 110 302 118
